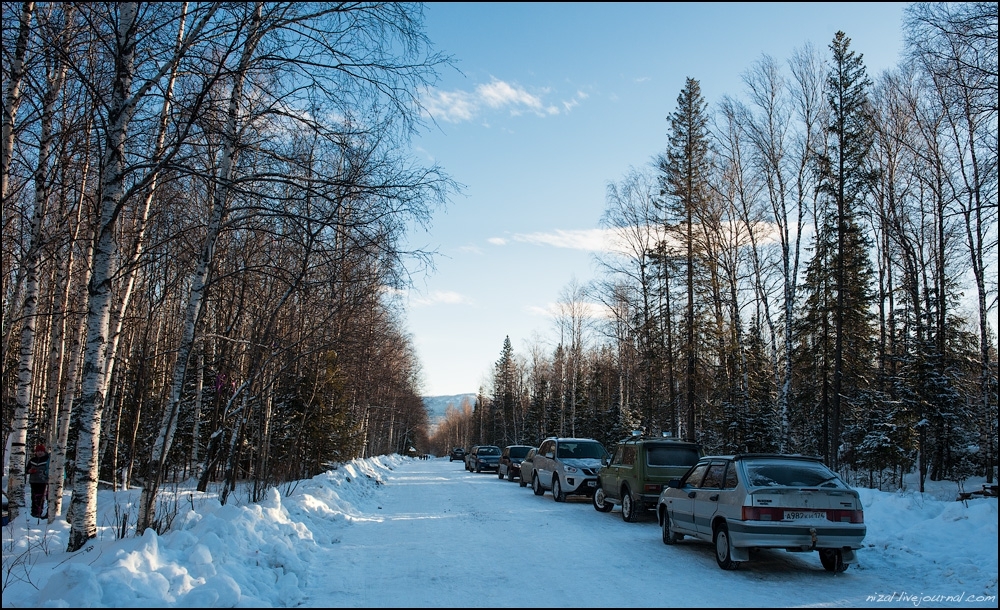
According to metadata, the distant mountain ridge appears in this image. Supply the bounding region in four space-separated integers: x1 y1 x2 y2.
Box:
422 393 477 426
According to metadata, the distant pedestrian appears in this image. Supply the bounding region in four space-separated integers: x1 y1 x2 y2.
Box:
27 444 50 519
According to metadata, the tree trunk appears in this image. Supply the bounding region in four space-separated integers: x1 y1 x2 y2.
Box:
137 2 264 534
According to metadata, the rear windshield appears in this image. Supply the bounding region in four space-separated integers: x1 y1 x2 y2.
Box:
478 446 500 456
509 446 531 459
646 445 701 467
557 442 607 459
742 459 845 488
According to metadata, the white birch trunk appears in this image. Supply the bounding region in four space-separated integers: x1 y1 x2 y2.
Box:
7 13 68 519
0 2 34 368
47 142 93 521
66 1 138 553
0 0 32 199
138 2 264 533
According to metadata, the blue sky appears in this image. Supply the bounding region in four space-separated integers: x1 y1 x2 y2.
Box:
403 2 912 397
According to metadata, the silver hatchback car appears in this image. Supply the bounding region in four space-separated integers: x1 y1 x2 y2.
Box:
656 454 866 572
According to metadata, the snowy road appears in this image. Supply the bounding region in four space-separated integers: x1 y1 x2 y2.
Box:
298 457 996 608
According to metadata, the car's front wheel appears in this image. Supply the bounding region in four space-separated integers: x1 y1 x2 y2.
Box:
819 548 848 572
498 468 505 480
552 476 566 502
519 473 528 487
593 487 613 512
714 522 740 570
507 468 515 482
621 487 639 522
532 473 545 496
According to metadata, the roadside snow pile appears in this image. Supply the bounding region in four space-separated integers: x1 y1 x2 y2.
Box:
1 455 403 607
856 486 998 596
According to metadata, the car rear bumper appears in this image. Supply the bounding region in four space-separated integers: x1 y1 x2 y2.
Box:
727 520 866 550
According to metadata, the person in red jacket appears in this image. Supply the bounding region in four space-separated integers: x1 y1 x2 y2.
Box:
27 443 50 519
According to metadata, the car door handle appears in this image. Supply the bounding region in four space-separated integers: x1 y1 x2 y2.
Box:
688 491 696 499
709 494 719 501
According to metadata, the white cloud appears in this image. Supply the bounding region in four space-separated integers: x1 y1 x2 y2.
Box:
487 237 508 246
423 78 574 123
477 80 544 111
511 228 609 251
412 291 473 307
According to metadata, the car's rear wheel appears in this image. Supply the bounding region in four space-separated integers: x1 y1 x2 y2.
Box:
661 512 681 544
819 548 848 572
532 473 545 496
552 476 566 502
593 487 613 512
714 522 740 570
621 487 639 522
498 468 505 480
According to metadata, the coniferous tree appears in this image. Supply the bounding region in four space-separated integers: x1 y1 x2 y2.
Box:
492 336 517 445
795 31 877 470
657 77 714 443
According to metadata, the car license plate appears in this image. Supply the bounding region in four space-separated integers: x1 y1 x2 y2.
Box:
586 480 596 487
784 511 826 521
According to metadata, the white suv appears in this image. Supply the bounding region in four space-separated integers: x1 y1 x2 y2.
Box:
530 437 609 502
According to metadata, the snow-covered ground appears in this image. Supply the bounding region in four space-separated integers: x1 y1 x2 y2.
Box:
2 456 997 607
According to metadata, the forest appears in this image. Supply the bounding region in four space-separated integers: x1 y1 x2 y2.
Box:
1 3 996 553
429 3 998 497
2 2 451 551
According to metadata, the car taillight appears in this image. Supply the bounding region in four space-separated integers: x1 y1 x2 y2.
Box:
830 509 864 523
644 484 663 494
742 507 784 521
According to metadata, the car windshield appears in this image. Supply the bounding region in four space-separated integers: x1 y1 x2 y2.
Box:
509 446 531 459
557 442 607 459
478 447 500 456
646 445 701 467
742 459 846 488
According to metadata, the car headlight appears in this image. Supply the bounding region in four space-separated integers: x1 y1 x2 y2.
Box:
563 465 578 473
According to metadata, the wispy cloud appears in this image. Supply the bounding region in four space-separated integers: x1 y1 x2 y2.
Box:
511 228 609 251
423 78 578 124
487 237 508 246
412 291 473 307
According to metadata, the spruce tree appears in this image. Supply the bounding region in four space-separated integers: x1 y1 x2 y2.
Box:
796 32 877 469
657 77 713 443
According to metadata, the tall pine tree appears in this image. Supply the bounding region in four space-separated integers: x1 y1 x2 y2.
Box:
657 77 713 443
795 32 877 470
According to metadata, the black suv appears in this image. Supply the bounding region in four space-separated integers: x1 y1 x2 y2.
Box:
449 447 466 462
593 434 703 522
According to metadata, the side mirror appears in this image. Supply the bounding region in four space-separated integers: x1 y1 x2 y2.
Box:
667 479 682 489
601 456 610 466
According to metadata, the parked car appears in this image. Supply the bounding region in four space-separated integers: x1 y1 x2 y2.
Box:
498 445 535 481
518 447 538 488
467 445 501 473
449 447 466 462
656 454 867 572
464 445 480 471
593 434 703 522
530 437 609 501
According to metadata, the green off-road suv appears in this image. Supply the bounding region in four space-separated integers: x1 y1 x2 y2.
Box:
593 434 703 522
